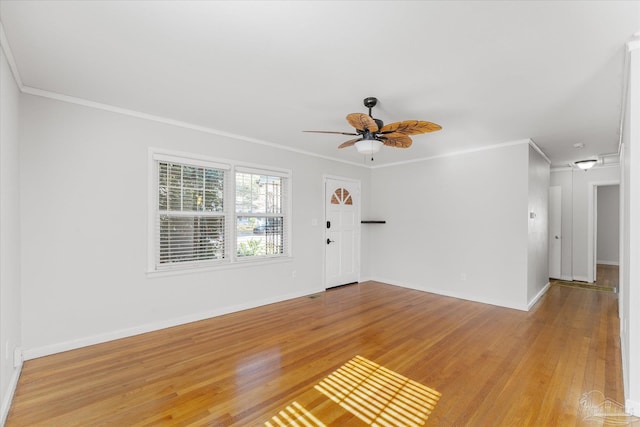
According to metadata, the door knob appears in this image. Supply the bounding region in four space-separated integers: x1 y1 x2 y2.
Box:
326 238 334 244
555 235 560 239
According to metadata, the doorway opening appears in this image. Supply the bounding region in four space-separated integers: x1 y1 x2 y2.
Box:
593 184 620 291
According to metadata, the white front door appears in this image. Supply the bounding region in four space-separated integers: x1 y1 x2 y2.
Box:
549 186 562 279
325 178 360 288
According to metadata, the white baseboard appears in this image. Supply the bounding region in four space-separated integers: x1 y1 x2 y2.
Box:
626 399 640 416
597 260 620 266
0 359 23 426
619 327 638 416
22 287 323 361
372 276 529 311
528 282 550 310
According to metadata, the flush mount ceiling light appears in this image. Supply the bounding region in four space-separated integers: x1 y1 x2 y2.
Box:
574 159 598 170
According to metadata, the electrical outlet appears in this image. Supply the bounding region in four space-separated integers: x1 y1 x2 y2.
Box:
461 273 467 281
292 270 296 279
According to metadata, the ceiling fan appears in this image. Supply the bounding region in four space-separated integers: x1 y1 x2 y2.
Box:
304 97 442 159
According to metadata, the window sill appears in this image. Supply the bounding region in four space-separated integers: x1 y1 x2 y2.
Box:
146 256 294 278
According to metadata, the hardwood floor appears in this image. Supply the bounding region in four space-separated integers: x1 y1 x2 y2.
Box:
596 264 619 291
551 265 619 294
7 278 625 426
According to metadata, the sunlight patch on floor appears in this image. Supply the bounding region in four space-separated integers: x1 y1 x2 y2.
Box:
265 355 441 427
265 401 327 427
314 355 441 427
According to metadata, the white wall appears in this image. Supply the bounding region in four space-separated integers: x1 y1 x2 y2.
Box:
550 165 620 281
19 94 373 357
0 46 22 422
368 142 531 310
526 145 550 305
596 185 619 265
620 39 640 416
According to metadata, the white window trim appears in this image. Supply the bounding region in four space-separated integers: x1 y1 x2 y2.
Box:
147 148 292 276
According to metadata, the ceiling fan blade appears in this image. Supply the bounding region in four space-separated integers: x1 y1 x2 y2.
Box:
303 130 359 136
381 133 413 148
338 138 362 149
346 113 379 132
380 120 442 135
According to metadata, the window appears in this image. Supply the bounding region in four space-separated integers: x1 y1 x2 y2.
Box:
149 150 290 273
155 158 228 268
331 188 353 205
235 170 287 258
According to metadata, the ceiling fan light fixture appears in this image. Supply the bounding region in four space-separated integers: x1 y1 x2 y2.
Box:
303 96 442 157
355 138 383 155
574 159 598 170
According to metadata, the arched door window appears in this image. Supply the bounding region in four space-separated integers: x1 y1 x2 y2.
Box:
331 188 353 206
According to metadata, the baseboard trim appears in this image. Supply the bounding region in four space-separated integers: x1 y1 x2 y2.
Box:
597 260 620 266
371 276 528 311
0 360 23 426
22 287 323 361
528 282 550 310
619 326 638 417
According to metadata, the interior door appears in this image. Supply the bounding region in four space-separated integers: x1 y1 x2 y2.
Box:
549 185 562 279
325 178 360 288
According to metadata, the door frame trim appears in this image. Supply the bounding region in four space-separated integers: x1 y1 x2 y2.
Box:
322 175 362 289
587 180 619 283
549 185 562 279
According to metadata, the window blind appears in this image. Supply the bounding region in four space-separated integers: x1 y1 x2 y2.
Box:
156 161 228 268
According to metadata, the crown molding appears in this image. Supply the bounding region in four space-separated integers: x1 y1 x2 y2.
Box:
20 86 372 169
370 139 533 169
551 162 621 173
528 139 551 164
0 21 24 90
19 84 544 171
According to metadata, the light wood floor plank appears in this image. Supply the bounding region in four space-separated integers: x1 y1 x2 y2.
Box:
7 273 624 426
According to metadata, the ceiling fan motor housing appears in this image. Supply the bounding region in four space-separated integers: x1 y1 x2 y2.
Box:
363 97 378 109
363 97 384 128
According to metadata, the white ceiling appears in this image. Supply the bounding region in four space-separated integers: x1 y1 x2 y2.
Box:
1 1 638 167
